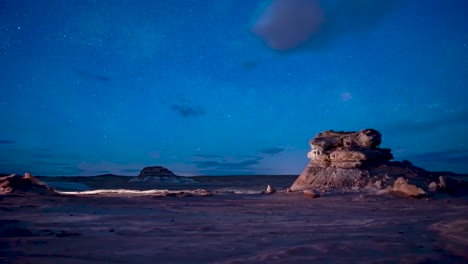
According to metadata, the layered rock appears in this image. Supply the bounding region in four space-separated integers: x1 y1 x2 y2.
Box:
129 166 198 184
306 129 392 169
290 129 466 197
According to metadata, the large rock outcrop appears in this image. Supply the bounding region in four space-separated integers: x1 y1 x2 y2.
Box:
290 129 467 197
129 166 198 184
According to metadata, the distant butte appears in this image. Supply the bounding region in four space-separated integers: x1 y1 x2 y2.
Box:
128 166 199 185
291 129 468 197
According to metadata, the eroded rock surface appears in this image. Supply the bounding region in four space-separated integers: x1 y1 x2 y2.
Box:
306 129 392 169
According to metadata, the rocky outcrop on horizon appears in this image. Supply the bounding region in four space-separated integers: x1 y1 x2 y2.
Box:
129 166 199 184
290 129 468 197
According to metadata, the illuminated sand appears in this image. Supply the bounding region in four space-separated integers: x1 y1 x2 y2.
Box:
57 188 213 197
1 188 467 263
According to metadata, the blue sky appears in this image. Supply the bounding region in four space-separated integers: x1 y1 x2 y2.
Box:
0 0 467 176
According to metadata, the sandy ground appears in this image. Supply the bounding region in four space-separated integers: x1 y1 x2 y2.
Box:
1 190 467 264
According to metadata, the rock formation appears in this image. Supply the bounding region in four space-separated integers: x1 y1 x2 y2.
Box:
305 129 392 168
129 166 199 184
0 173 54 194
290 129 467 197
139 166 177 177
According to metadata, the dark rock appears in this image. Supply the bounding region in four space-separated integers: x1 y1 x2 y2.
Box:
438 176 468 196
55 230 82 237
139 166 176 177
0 220 36 237
129 166 199 184
0 173 54 194
1 227 34 237
303 189 320 198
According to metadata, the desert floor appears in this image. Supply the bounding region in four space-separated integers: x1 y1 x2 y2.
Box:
1 189 467 264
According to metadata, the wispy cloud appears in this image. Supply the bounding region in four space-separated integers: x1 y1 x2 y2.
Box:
73 68 112 82
405 149 468 164
172 105 206 117
385 110 468 134
0 140 15 144
33 154 57 159
194 154 224 158
194 156 262 170
259 147 285 155
76 161 146 176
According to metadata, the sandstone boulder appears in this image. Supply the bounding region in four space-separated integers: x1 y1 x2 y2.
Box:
266 185 276 194
303 189 320 198
392 177 426 197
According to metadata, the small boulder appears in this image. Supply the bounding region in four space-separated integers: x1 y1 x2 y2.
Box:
438 176 447 189
266 185 276 194
392 177 425 197
303 189 320 198
436 176 468 196
428 182 438 192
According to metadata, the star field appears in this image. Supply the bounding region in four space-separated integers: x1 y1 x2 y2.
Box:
0 0 467 176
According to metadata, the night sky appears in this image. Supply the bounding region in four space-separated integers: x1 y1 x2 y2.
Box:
1 0 467 176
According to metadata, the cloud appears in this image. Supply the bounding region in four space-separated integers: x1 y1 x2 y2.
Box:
385 110 468 134
76 161 146 176
73 68 112 82
51 166 85 175
259 147 285 155
33 161 70 166
0 164 29 174
405 149 468 164
252 0 402 52
37 148 54 152
172 105 206 117
0 140 15 144
121 168 141 174
194 156 262 170
194 154 224 158
340 92 353 102
149 151 161 159
33 154 57 159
